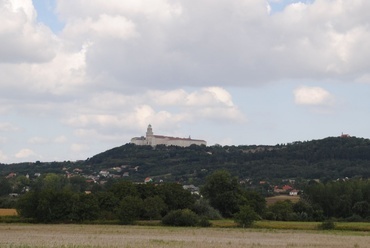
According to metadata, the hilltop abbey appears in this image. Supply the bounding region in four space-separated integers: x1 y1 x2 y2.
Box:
131 124 207 147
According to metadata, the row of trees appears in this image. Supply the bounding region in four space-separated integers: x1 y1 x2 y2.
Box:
303 179 370 220
15 171 267 226
16 173 197 223
15 170 370 225
264 179 370 222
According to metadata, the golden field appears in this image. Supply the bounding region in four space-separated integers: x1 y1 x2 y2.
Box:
0 209 17 216
0 224 369 248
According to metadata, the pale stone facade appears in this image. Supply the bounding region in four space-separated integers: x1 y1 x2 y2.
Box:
131 124 207 147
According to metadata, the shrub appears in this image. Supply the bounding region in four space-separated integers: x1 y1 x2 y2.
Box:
345 214 363 222
143 196 167 220
264 211 276 220
191 199 222 220
234 205 259 228
162 209 199 226
318 219 336 230
198 216 212 227
266 200 294 221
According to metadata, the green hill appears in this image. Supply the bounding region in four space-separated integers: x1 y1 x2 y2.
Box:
1 136 370 184
84 136 370 182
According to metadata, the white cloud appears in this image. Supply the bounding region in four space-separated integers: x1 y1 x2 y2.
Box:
71 143 89 153
56 0 182 22
196 107 246 123
0 137 7 144
2 0 370 96
61 87 245 139
0 150 7 161
28 137 49 144
0 122 19 132
54 136 68 143
63 14 137 42
151 87 235 107
2 0 370 162
293 86 334 106
187 87 234 107
0 0 57 63
15 148 37 159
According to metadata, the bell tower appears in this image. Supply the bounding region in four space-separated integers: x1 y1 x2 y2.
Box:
146 124 154 146
146 124 153 137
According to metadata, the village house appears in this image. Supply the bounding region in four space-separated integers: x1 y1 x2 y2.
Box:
289 189 299 196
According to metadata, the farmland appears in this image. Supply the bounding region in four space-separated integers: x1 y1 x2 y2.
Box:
0 209 17 216
265 195 300 206
0 224 369 248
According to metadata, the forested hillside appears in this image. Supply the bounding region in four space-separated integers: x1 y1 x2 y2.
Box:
84 136 370 182
1 136 370 184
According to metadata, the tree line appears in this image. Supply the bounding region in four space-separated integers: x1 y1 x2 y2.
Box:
15 170 369 226
303 179 370 221
15 170 268 226
16 173 196 224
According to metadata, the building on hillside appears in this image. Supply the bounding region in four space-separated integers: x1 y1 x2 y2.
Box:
131 124 207 147
341 132 350 138
289 189 299 196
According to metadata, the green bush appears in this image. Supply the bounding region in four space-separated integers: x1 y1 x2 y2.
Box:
162 209 199 226
198 216 212 227
234 205 259 228
191 199 222 220
345 214 363 222
0 197 17 208
318 219 336 230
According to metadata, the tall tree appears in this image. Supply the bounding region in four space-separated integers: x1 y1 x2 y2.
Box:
201 170 250 217
116 196 143 224
143 196 167 220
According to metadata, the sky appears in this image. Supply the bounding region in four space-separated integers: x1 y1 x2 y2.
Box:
1 0 370 163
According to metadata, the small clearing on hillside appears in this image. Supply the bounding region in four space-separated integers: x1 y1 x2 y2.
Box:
266 195 300 206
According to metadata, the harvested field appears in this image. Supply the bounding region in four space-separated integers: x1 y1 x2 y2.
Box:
0 224 368 248
0 209 17 216
266 195 300 206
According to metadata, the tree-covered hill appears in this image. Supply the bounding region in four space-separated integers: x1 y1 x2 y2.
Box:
1 136 370 183
83 136 370 182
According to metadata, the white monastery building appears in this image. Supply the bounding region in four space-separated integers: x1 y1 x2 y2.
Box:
131 124 207 147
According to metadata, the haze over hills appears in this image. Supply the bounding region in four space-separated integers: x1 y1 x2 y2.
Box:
1 136 369 184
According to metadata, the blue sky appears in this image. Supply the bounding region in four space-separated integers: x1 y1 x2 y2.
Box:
1 0 370 163
32 0 63 32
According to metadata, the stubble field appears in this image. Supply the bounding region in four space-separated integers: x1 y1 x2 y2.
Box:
0 209 17 216
0 224 369 248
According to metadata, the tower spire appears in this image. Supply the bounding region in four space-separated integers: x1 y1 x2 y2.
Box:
146 124 153 137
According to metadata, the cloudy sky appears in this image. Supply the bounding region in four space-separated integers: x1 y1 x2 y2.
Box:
1 0 370 163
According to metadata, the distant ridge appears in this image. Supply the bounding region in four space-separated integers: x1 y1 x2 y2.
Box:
1 136 370 182
83 136 370 181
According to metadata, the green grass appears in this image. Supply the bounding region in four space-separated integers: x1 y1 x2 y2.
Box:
335 222 370 232
210 219 370 232
210 219 238 228
136 220 161 226
3 215 369 232
254 220 319 230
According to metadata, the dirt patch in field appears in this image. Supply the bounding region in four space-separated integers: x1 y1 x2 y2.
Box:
0 224 368 248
